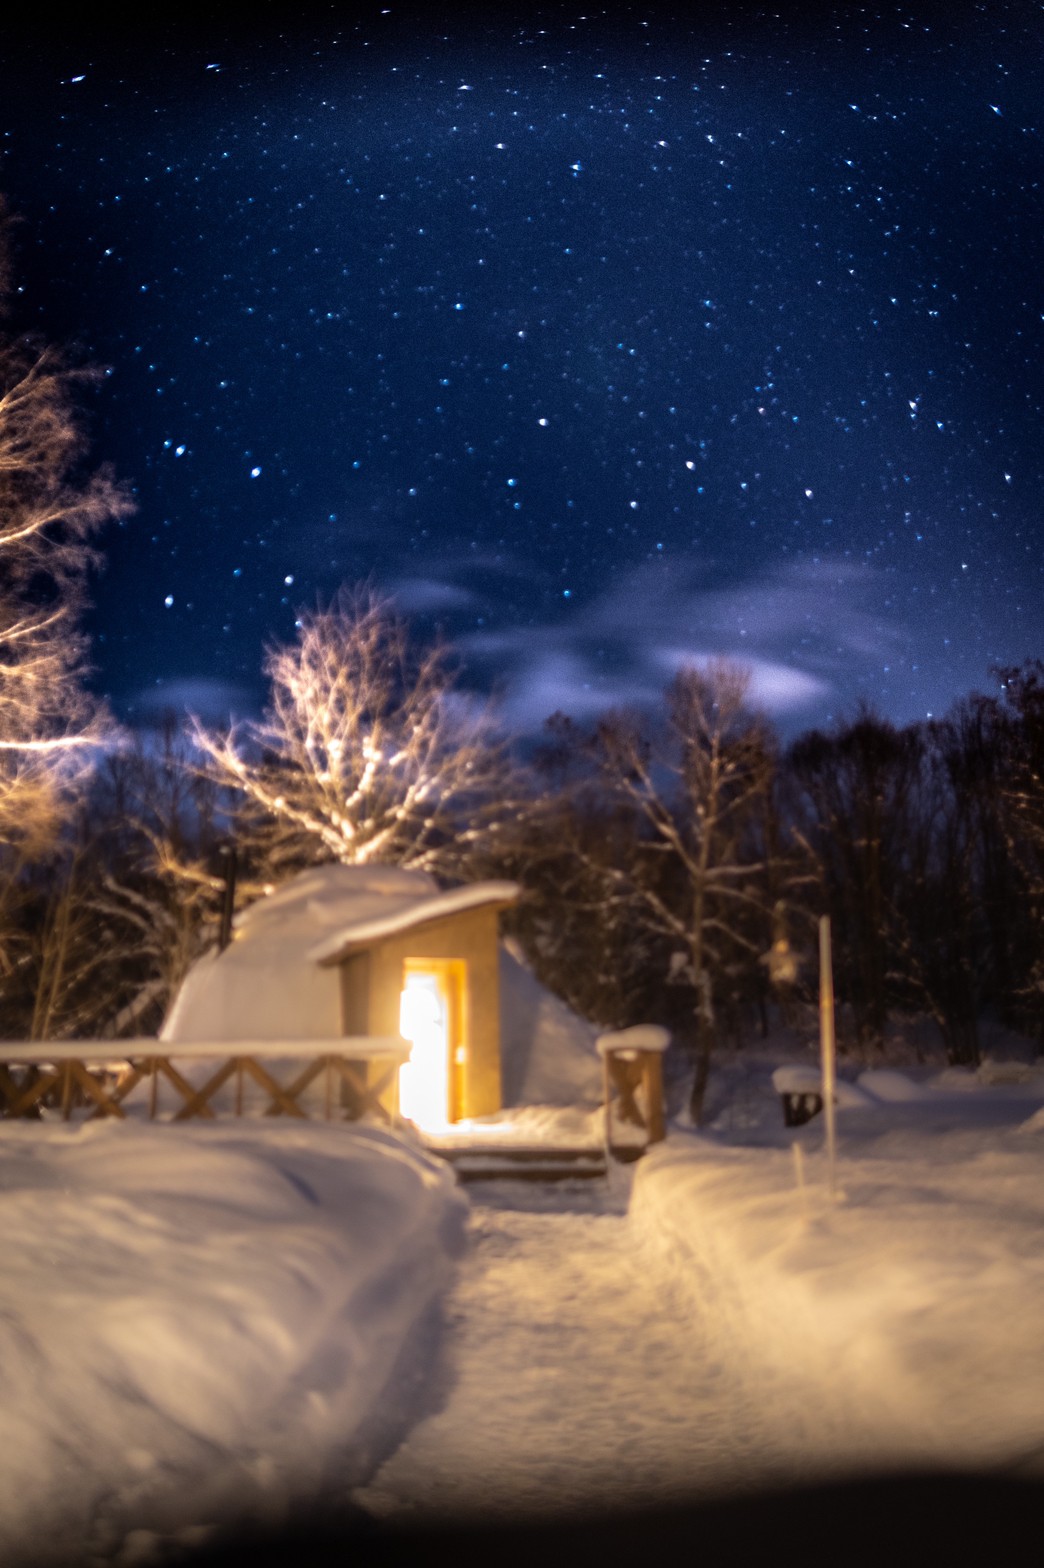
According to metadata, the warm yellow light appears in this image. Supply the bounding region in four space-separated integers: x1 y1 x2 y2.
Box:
398 971 450 1132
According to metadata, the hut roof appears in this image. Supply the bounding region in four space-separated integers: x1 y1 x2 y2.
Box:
309 877 520 964
161 864 518 1044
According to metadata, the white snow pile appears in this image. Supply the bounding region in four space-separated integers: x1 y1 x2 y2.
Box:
633 1068 1044 1479
497 942 602 1107
0 1119 466 1565
772 1064 899 1108
160 864 601 1113
596 1024 670 1057
163 863 519 1045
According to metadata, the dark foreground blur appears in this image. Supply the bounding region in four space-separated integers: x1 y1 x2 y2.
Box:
149 1472 1043 1567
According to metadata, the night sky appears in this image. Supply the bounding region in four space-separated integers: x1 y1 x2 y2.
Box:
2 3 1041 737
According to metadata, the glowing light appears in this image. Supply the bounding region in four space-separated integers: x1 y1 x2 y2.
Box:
398 972 450 1132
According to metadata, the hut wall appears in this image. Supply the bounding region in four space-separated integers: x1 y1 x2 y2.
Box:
338 950 371 1035
347 904 503 1119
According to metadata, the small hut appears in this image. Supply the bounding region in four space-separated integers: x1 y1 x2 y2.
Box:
162 864 521 1130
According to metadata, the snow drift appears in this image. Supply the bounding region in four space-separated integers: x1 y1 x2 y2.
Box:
160 864 601 1111
0 1120 466 1564
632 1075 1044 1478
497 943 602 1107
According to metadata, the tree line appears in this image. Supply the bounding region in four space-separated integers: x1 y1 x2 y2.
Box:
1 202 1040 1120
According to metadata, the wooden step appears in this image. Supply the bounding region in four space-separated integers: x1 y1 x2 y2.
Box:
429 1144 609 1182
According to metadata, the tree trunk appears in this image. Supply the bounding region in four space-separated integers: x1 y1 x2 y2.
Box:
687 979 715 1125
687 1026 713 1125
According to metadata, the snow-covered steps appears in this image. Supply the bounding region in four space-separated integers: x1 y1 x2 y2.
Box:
429 1144 609 1182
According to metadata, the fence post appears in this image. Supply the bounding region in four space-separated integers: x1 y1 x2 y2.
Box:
597 1026 671 1161
819 914 838 1201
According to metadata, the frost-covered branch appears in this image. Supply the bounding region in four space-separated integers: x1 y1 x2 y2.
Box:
191 584 512 881
0 200 133 863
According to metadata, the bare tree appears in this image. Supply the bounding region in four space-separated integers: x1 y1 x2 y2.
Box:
191 585 510 882
487 726 671 1033
534 661 776 1122
0 721 241 1041
787 708 924 1052
0 199 132 863
994 661 1044 1044
996 661 1044 867
0 200 133 1023
883 719 984 1067
83 724 239 1036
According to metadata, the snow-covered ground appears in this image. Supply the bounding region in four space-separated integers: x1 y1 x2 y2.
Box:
4 1039 1044 1561
354 1173 801 1524
355 1047 1044 1525
0 1120 465 1565
635 1054 1044 1482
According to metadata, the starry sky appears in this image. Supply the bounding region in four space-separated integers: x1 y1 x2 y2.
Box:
2 2 1041 737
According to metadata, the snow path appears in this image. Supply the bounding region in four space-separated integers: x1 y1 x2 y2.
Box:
352 1178 840 1524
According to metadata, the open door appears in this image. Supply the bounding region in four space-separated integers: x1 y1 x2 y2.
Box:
397 960 466 1131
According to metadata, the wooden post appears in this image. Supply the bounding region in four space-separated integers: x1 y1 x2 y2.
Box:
218 844 238 952
149 1057 158 1120
601 1049 612 1150
641 1052 666 1144
819 914 838 1200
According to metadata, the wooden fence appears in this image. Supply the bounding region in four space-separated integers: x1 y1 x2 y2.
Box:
0 1039 410 1125
597 1027 669 1162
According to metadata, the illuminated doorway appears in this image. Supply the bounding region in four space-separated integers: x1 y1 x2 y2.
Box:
397 960 466 1131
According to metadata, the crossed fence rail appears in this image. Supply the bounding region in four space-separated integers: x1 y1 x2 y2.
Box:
0 1034 670 1167
0 1039 411 1125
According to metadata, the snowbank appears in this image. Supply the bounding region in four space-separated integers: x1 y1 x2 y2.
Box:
771 1064 877 1108
497 945 602 1107
161 864 439 1042
632 1088 1044 1477
162 863 517 1044
856 1068 933 1102
0 1120 466 1564
161 865 598 1117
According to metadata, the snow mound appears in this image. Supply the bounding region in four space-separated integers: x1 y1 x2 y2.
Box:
596 1024 670 1057
978 1058 1044 1086
236 862 438 937
163 864 518 1047
164 865 596 1115
633 1124 1044 1475
498 946 602 1107
931 1067 981 1091
0 1121 466 1563
772 1065 877 1108
856 1068 932 1102
425 1103 600 1148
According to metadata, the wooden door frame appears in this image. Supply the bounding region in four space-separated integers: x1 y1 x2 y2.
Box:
400 956 468 1125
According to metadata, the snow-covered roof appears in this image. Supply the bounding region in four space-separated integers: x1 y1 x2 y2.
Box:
161 863 518 1045
160 865 601 1110
233 862 438 939
310 878 520 965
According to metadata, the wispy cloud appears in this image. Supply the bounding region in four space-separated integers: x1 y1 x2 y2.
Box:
459 555 908 733
121 677 257 727
123 557 909 742
388 576 478 614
